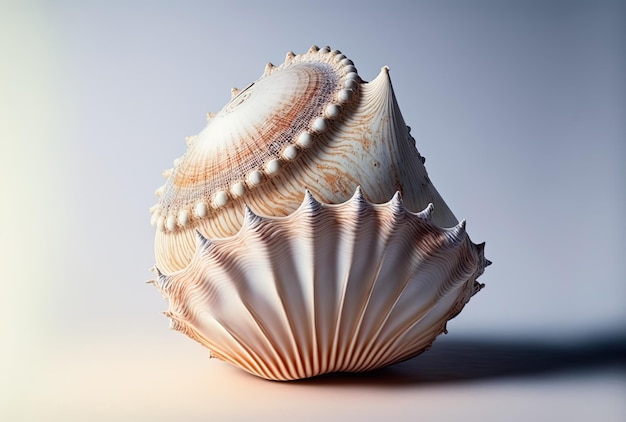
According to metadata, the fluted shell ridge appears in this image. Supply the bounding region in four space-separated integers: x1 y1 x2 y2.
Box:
154 188 486 381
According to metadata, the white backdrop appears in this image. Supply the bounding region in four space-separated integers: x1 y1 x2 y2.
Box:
1 1 624 420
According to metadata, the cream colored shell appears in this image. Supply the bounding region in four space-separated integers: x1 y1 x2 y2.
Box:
150 45 490 381
151 45 457 274
151 189 487 381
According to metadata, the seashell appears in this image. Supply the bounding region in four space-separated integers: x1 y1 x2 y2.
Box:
150 45 489 381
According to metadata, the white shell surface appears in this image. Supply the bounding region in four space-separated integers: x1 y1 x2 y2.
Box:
154 189 487 381
151 46 457 274
150 46 490 380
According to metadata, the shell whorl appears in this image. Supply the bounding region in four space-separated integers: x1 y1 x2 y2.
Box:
152 45 456 275
153 46 359 231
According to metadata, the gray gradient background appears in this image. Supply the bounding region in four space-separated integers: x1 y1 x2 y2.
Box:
1 0 624 420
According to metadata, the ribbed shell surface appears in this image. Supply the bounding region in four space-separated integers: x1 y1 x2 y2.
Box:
152 47 458 274
153 189 486 381
150 46 490 381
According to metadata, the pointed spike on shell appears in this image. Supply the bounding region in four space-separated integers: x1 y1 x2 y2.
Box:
485 259 493 267
242 205 262 228
263 62 276 76
165 313 185 331
162 168 173 179
389 190 403 206
149 203 158 214
155 185 165 197
416 203 435 220
194 229 210 248
285 51 296 63
205 113 217 124
350 185 365 203
153 278 169 298
308 45 320 53
447 219 467 245
319 46 331 54
388 191 406 217
230 87 240 99
187 233 212 264
348 186 376 216
301 189 324 214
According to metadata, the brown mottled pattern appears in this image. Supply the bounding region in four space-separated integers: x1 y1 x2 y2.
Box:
164 62 339 205
154 66 460 274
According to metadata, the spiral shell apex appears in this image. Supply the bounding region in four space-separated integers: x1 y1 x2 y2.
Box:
150 45 489 381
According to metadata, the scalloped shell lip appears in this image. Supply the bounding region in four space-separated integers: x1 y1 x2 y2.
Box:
152 187 488 381
153 186 488 288
152 45 363 233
